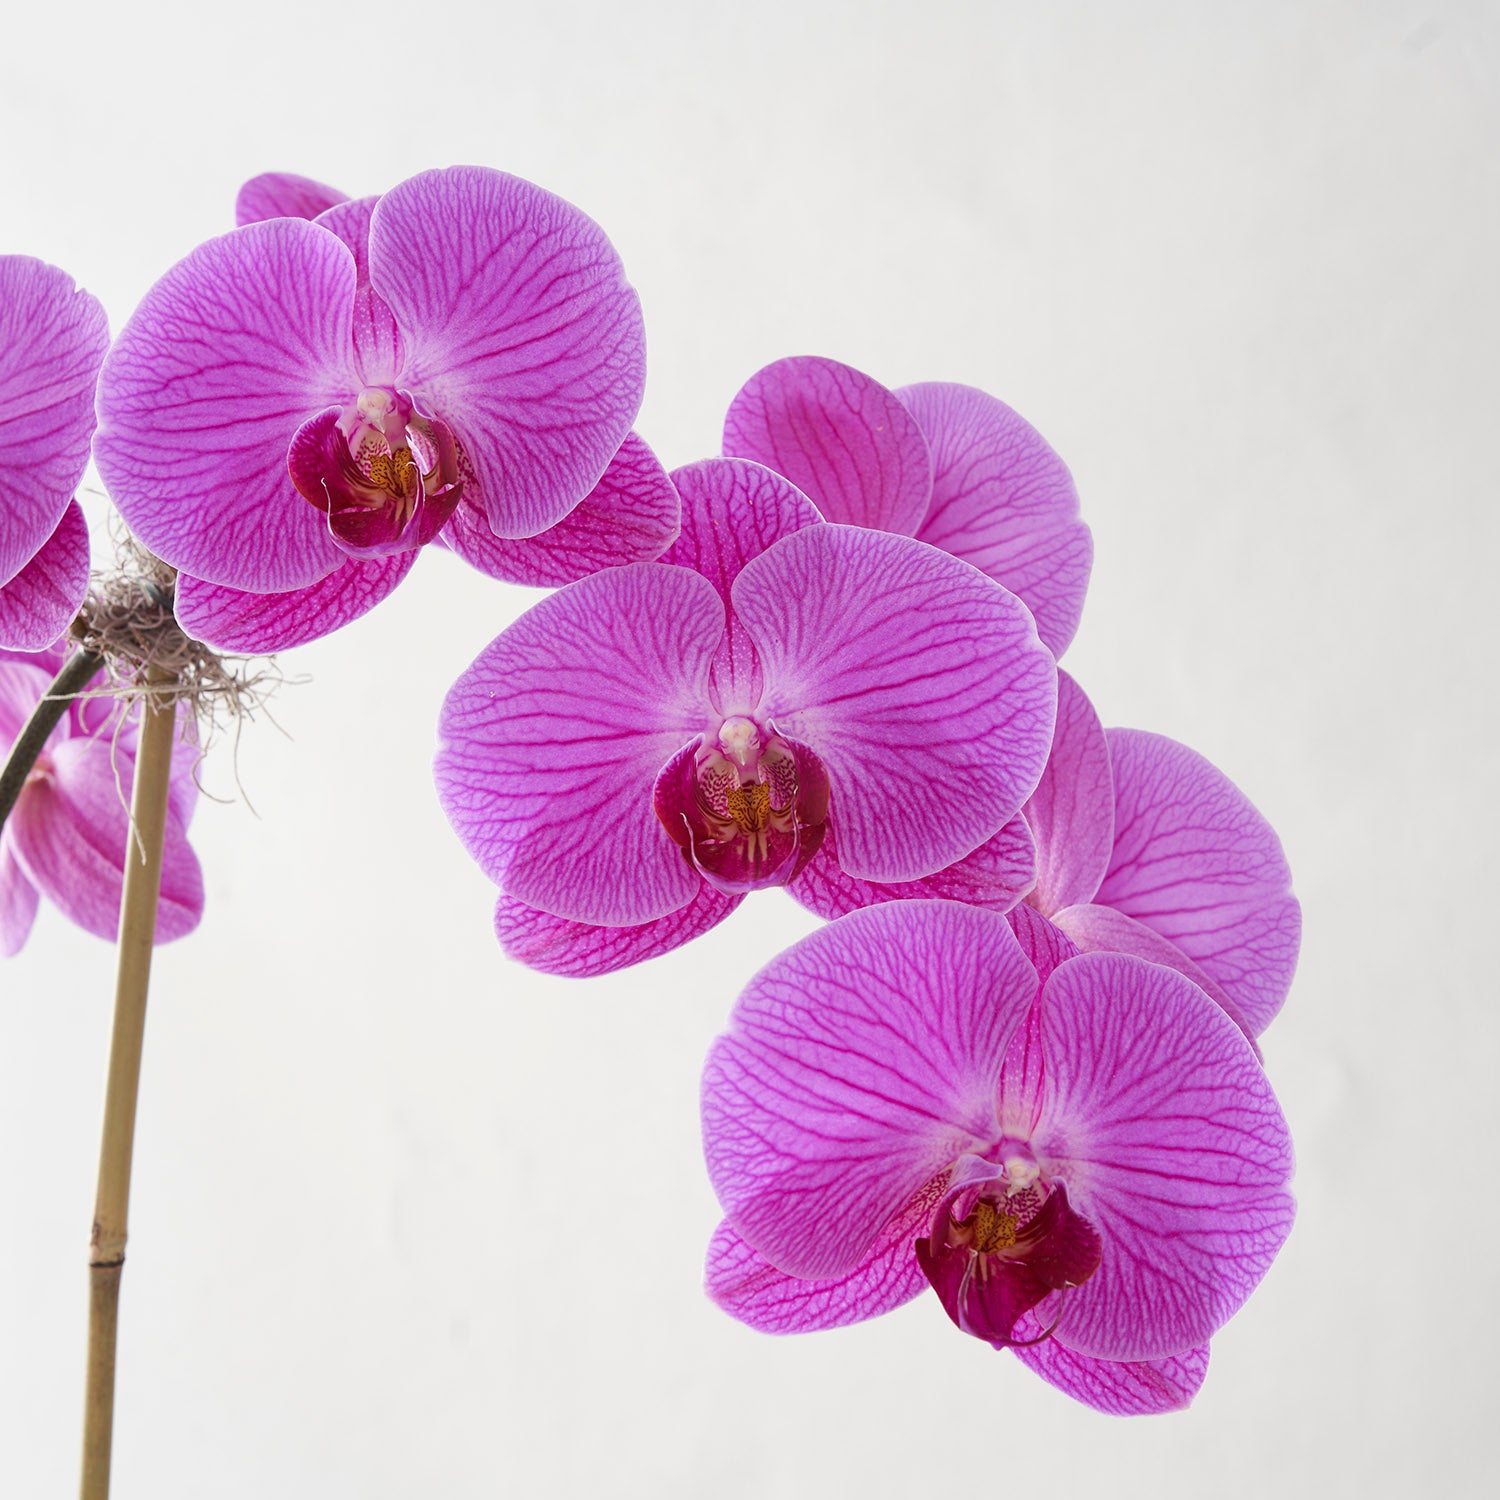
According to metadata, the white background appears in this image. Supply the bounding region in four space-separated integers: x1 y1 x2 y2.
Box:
2 1 1494 1495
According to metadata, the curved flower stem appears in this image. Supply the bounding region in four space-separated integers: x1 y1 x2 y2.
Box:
0 647 104 833
79 671 178 1500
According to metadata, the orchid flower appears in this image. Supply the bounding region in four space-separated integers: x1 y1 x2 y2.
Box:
723 355 1091 657
1 644 204 955
792 666 1299 1038
0 256 108 651
94 166 671 652
702 899 1294 1415
436 458 1057 973
1020 669 1300 1037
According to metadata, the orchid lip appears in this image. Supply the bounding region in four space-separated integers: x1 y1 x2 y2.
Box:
287 385 464 559
653 716 830 896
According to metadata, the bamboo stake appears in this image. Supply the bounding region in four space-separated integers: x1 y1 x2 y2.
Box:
79 674 178 1500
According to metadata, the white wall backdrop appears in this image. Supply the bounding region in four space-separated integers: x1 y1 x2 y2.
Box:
2 1 1494 1495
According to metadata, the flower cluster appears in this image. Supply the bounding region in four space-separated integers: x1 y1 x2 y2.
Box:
2 164 1297 1422
435 351 1300 1412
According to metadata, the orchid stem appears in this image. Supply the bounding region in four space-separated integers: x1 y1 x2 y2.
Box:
79 671 178 1500
0 647 104 834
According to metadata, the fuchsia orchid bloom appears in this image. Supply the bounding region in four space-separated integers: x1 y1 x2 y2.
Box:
724 355 1091 658
94 167 672 652
1022 669 1300 1037
436 458 1057 971
0 256 108 651
702 899 1294 1415
1 644 204 955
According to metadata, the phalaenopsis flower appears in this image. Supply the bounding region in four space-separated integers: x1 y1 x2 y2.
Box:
723 355 1091 657
94 166 672 652
1020 669 1300 1037
0 256 108 651
1 644 204 955
794 668 1300 1036
436 457 1057 973
702 899 1294 1415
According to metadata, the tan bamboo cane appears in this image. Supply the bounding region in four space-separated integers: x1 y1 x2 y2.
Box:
79 672 178 1500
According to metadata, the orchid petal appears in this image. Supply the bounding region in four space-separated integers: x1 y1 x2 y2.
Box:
441 432 679 586
706 1193 932 1334
899 382 1091 657
311 197 401 387
1028 952 1294 1362
1096 729 1301 1035
722 357 931 536
0 500 90 650
1051 902 1258 1046
0 843 39 957
1012 1310 1210 1415
174 550 417 653
435 562 722 925
664 457 822 714
369 166 645 539
493 882 739 977
8 737 204 944
788 816 1034 920
703 901 1033 1279
0 654 60 744
94 218 357 591
1005 902 1082 989
0 256 108 586
234 172 348 226
1024 669 1113 915
736 525 1056 883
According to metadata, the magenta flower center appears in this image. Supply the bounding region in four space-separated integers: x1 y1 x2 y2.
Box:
914 1149 1103 1349
288 386 463 559
653 714 830 896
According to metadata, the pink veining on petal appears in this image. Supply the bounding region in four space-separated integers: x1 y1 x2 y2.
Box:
703 902 1035 1280
663 457 822 714
435 561 724 926
174 550 417 653
441 432 679 587
787 816 1035 921
494 883 741 979
7 736 203 946
94 218 358 592
1024 669 1113 916
1012 1308 1210 1415
1028 951 1295 1362
706 1191 935 1336
900 381 1092 658
235 171 349 227
0 500 90 651
311 197 403 387
369 166 645 541
735 524 1057 884
723 356 932 536
0 256 109 590
1096 728 1300 1035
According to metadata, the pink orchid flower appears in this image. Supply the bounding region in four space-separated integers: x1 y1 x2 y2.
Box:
436 458 1057 970
1 644 204 955
1020 669 1300 1037
703 899 1294 1415
94 166 671 652
792 667 1300 1039
0 256 108 651
724 355 1092 657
